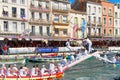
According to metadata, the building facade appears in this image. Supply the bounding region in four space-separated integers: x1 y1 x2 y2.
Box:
0 0 28 39
28 0 52 40
87 1 102 38
70 9 86 39
114 4 120 38
101 1 114 37
51 0 71 39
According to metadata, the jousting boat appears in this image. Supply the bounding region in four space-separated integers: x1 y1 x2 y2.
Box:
0 72 64 80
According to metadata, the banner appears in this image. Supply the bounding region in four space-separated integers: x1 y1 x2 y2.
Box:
37 47 59 53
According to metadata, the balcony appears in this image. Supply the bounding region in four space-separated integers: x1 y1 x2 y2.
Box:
87 33 102 38
29 19 52 25
103 12 107 16
97 22 102 27
30 5 50 13
53 21 69 26
108 13 113 17
52 6 69 13
53 32 70 38
0 13 27 21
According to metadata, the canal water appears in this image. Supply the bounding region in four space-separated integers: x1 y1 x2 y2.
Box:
2 55 120 80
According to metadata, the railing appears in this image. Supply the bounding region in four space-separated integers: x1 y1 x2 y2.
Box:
29 18 52 24
30 5 50 12
52 6 70 12
108 13 113 16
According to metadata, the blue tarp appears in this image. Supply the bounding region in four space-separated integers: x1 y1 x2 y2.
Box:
37 47 59 53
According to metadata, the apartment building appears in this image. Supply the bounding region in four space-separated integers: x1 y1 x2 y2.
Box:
70 9 86 39
51 0 71 39
87 1 102 38
101 1 114 37
28 0 52 40
114 4 120 38
0 0 28 39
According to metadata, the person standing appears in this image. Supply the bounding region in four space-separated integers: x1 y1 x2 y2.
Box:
66 39 72 53
84 38 92 53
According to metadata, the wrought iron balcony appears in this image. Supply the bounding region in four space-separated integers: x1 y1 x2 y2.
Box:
30 5 50 13
29 18 52 25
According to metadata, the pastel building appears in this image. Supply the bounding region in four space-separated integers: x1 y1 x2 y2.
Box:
114 3 120 37
87 1 102 38
0 0 28 39
70 9 86 39
28 0 52 39
51 0 71 39
101 1 114 37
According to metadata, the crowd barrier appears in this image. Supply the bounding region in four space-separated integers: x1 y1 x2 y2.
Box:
9 47 82 54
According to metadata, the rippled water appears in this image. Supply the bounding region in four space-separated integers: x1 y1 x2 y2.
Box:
64 57 120 80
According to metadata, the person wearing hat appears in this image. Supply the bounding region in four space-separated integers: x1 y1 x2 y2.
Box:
49 61 56 74
41 65 48 76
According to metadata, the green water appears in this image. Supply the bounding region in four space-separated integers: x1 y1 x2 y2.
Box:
63 57 120 80
2 57 120 80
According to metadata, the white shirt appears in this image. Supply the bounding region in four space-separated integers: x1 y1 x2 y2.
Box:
13 67 18 71
49 63 55 72
66 41 70 47
86 38 92 44
41 68 47 74
31 67 36 76
19 69 26 76
7 68 13 76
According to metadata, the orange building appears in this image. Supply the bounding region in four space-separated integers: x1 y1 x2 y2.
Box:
101 1 114 38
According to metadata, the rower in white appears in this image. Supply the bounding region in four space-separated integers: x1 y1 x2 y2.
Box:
41 65 48 76
49 61 56 74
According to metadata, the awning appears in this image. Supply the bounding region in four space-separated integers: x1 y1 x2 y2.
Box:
54 26 68 29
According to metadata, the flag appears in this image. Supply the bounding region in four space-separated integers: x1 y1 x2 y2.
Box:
21 15 27 21
73 25 78 38
82 19 87 38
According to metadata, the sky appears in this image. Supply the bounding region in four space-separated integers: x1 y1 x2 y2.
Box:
70 0 74 3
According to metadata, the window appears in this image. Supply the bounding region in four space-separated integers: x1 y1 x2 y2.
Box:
93 17 96 23
31 26 35 35
39 26 43 36
63 15 67 23
109 29 112 34
31 12 34 19
115 29 118 35
63 3 67 10
2 6 8 16
47 27 50 36
13 22 17 32
21 23 25 32
4 21 8 32
12 0 16 3
2 0 8 3
46 14 49 20
103 7 106 15
54 2 59 9
39 13 42 19
38 1 42 7
63 29 67 35
88 16 91 22
20 0 25 4
55 28 59 34
115 12 117 18
46 2 49 9
20 8 25 17
12 7 17 17
109 9 112 15
104 18 106 25
98 7 101 13
94 7 96 12
104 29 106 35
109 18 112 25
88 6 91 14
115 20 118 26
54 14 59 22
98 17 101 23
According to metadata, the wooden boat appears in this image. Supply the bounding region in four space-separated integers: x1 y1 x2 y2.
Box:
0 72 64 80
0 56 25 64
26 56 63 63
